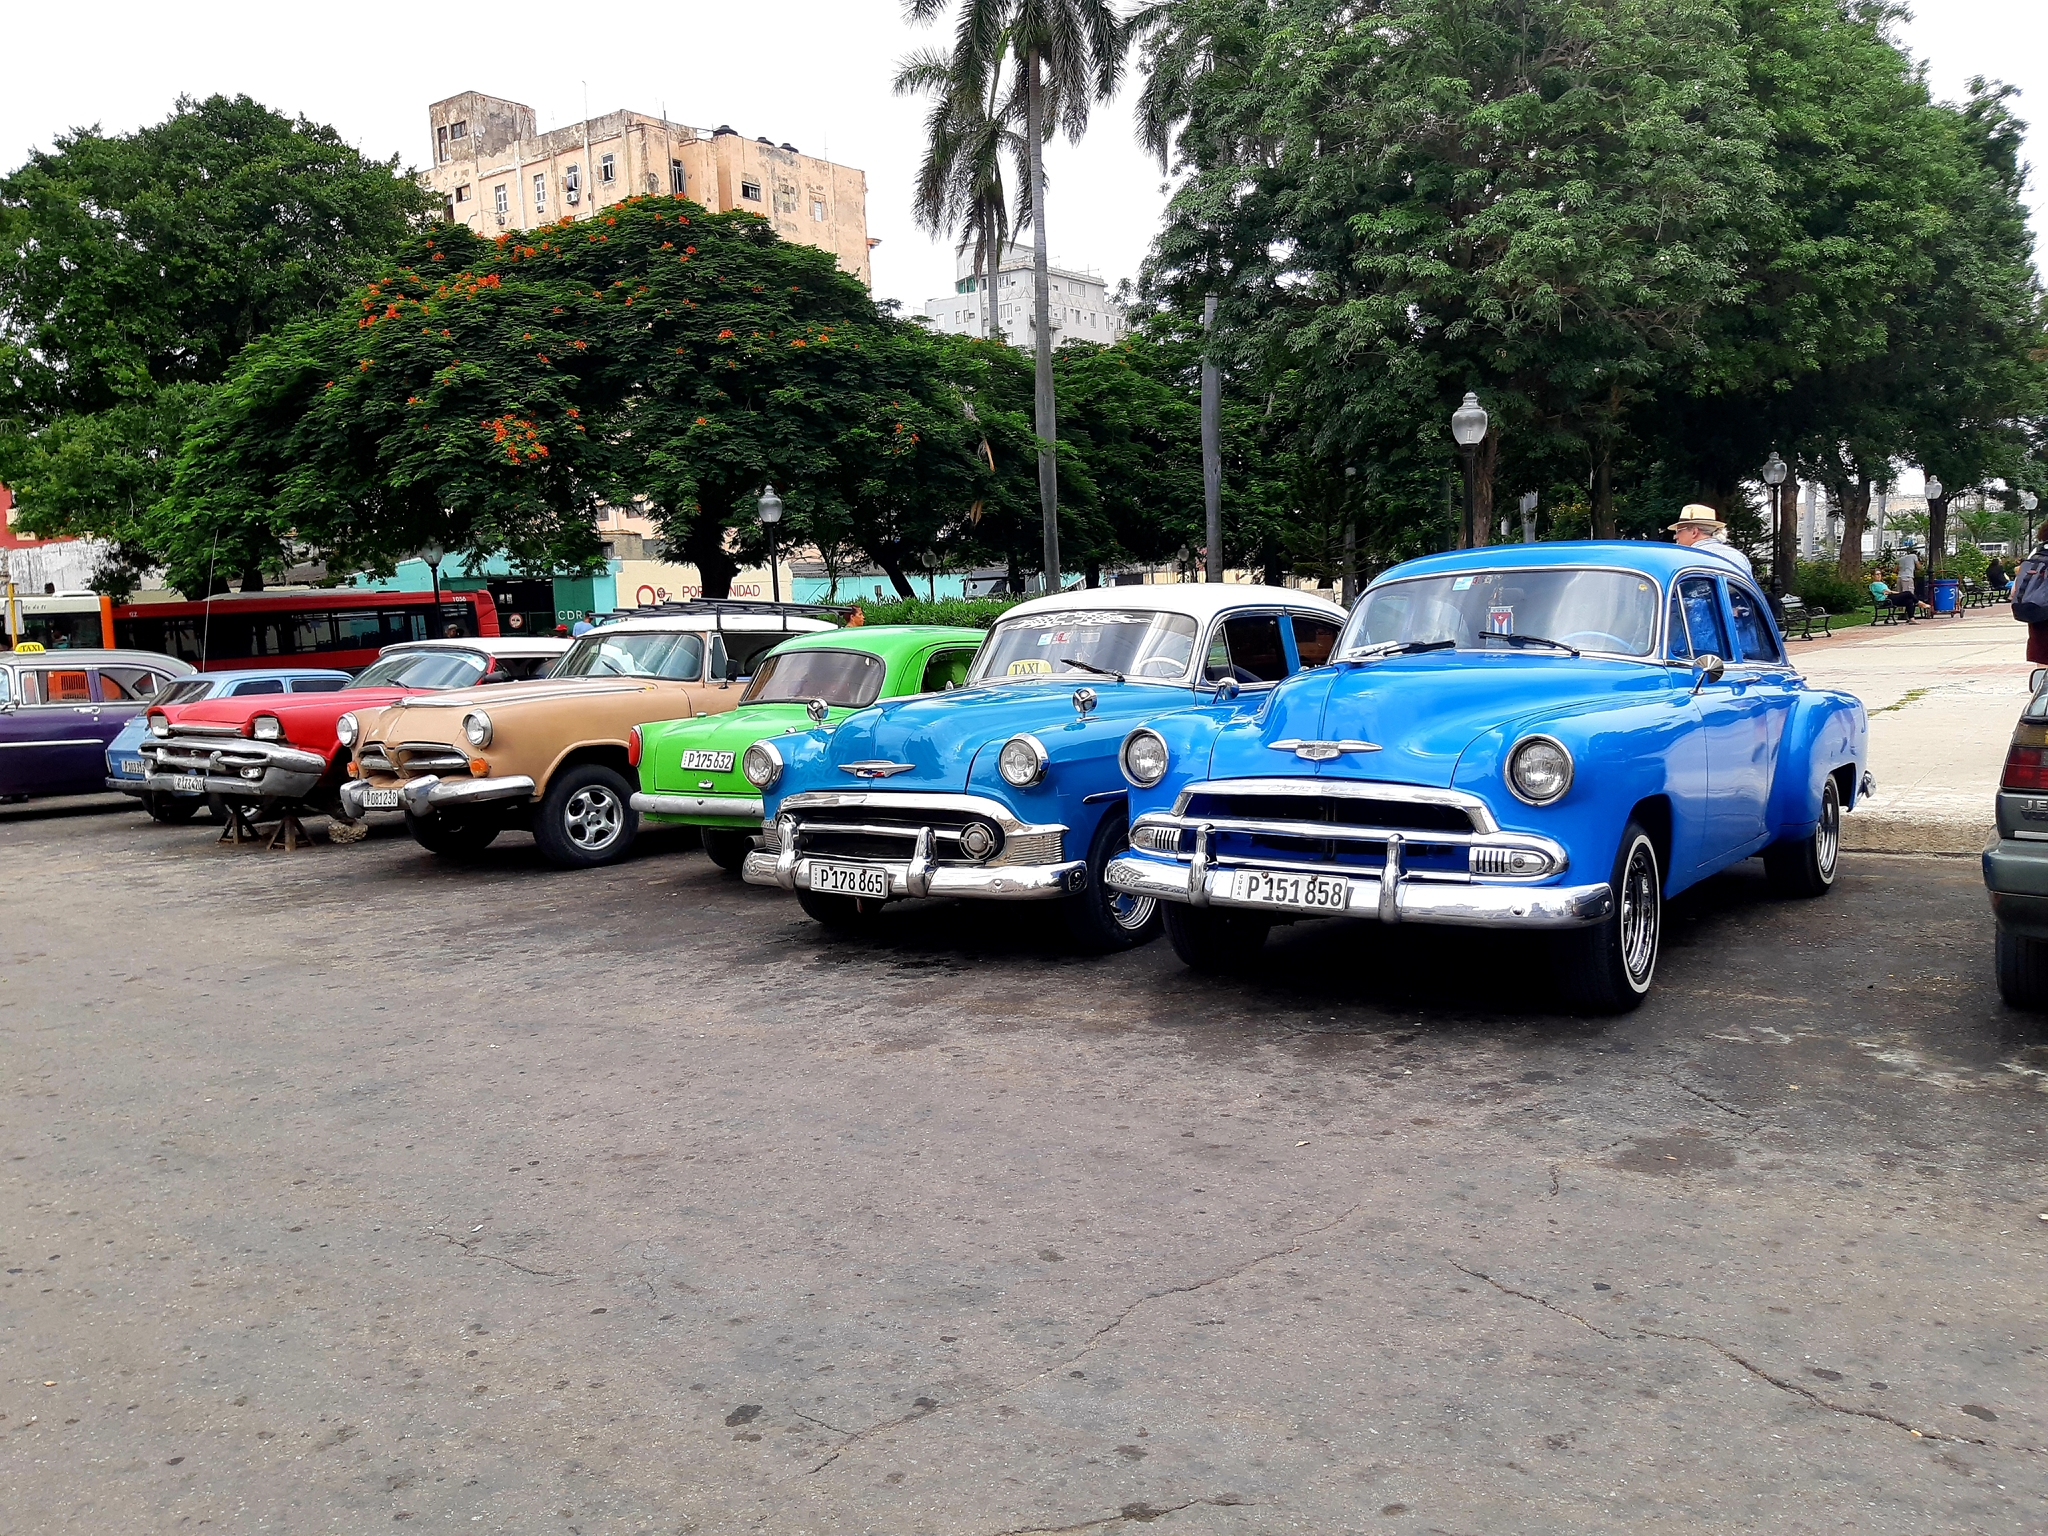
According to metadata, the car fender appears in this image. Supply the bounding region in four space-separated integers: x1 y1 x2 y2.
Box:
1768 688 1867 834
1123 706 1241 820
759 726 847 820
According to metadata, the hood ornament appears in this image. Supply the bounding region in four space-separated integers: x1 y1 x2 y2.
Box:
838 760 916 778
1271 738 1381 762
805 697 830 725
1072 686 1098 718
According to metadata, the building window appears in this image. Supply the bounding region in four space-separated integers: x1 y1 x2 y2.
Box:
494 184 509 215
811 198 826 221
436 126 449 162
740 179 762 202
670 159 686 194
600 153 616 184
449 120 467 145
533 173 547 210
455 184 471 203
565 163 582 205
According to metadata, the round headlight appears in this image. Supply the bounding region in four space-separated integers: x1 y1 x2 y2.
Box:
335 712 358 747
743 740 784 790
1507 735 1574 804
252 715 283 742
462 710 492 748
997 734 1048 788
148 714 170 738
1120 728 1169 788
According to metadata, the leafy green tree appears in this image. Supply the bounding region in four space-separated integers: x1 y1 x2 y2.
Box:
0 94 435 584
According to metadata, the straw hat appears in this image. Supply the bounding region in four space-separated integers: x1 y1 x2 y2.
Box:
1669 503 1725 533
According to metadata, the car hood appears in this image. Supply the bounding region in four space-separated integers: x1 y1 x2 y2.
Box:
1206 654 1667 789
166 686 412 730
385 678 653 715
822 678 1194 792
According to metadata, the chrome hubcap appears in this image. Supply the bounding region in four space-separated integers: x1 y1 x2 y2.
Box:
1109 890 1158 931
1619 837 1660 989
1816 783 1840 881
564 786 623 850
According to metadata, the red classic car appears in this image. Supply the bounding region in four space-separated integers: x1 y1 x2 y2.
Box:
138 638 567 822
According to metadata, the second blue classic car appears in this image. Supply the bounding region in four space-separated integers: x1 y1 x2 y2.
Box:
1106 543 1870 1011
741 585 1349 950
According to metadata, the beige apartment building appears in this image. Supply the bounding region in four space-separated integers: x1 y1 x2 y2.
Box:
421 92 875 288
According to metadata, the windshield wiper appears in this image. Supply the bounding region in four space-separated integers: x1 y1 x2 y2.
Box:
1480 632 1581 657
1061 658 1126 683
1347 639 1456 663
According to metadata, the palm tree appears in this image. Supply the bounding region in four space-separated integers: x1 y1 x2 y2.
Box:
904 0 1129 589
894 46 1018 343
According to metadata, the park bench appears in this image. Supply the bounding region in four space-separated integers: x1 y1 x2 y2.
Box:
1779 595 1831 639
1871 593 1904 626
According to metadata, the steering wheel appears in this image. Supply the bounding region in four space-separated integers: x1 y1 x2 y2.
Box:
1557 631 1632 652
1135 657 1186 677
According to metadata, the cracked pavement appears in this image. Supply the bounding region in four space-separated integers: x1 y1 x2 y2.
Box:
4 798 2046 1533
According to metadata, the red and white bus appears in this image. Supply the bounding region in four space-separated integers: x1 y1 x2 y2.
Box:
105 589 501 671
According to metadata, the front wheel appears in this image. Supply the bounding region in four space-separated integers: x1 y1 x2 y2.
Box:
1763 775 1840 897
143 792 201 824
1061 816 1162 953
1162 904 1271 974
1554 820 1661 1014
702 828 755 875
797 888 885 931
1995 926 2048 1010
532 764 638 868
405 811 501 857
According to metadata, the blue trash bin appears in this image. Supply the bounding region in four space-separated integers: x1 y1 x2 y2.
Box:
1931 577 1960 613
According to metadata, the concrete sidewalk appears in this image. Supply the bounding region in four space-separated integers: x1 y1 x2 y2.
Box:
1793 606 2027 854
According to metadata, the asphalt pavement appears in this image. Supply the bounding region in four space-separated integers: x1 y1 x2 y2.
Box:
5 798 2046 1534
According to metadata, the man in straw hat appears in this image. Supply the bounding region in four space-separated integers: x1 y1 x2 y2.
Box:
1669 504 1752 575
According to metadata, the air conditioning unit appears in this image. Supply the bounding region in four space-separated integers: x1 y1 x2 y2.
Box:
495 214 507 227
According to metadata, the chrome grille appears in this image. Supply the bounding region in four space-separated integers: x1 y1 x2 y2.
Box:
393 743 472 776
794 808 1003 866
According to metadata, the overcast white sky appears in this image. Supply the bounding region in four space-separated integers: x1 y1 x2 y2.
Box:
1 1 2041 316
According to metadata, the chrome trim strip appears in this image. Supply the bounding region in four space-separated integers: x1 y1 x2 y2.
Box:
1168 777 1501 835
630 792 763 820
779 789 1058 839
1 738 102 748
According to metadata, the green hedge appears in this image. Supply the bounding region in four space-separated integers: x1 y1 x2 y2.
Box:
1792 560 1869 618
843 595 1026 630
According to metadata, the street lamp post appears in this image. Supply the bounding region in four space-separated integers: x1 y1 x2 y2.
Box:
420 540 446 630
1519 491 1538 544
756 485 784 604
1450 393 1489 549
1761 451 1790 602
1922 475 1944 578
2022 490 2039 554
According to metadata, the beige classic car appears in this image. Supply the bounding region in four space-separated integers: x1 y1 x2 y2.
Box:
340 602 837 866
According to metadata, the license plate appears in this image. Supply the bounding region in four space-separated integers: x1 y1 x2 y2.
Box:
120 758 144 776
677 749 735 772
171 774 205 794
1231 869 1352 911
361 787 402 810
810 860 889 898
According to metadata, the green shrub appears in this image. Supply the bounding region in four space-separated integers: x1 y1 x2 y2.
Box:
1793 560 1868 616
1946 540 1989 584
843 595 1026 630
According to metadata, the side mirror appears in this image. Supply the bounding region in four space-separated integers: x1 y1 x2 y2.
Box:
1211 677 1240 703
1690 653 1726 694
2032 667 2048 695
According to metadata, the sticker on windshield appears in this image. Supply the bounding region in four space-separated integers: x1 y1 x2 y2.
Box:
1488 606 1514 635
1008 659 1053 676
1452 576 1476 591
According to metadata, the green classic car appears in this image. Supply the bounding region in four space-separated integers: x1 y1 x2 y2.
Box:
628 624 986 871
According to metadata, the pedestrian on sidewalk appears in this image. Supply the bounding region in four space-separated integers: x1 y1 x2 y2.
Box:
2009 521 2048 663
1669 505 1753 575
1897 542 1928 616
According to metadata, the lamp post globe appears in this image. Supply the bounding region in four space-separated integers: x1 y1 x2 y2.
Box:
756 486 784 603
1923 476 1943 504
1762 452 1788 488
2023 491 2039 513
419 540 446 623
1449 393 1488 549
1450 392 1488 448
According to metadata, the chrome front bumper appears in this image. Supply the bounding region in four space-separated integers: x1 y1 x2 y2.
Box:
630 791 764 822
740 788 1080 902
106 776 149 798
1107 852 1611 929
140 735 329 803
339 774 536 819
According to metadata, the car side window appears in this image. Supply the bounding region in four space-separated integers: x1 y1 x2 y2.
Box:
1207 614 1287 683
1677 577 1731 660
232 678 286 696
1290 615 1342 669
1727 584 1781 664
1666 587 1693 659
95 667 163 701
919 648 974 692
289 678 349 693
25 668 92 704
0 669 11 703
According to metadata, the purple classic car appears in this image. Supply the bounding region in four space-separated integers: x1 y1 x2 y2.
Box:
0 647 194 802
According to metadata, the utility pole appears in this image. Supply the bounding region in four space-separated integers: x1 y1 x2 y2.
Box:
1202 295 1222 583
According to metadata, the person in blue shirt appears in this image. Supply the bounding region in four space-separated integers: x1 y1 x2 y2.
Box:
570 613 595 637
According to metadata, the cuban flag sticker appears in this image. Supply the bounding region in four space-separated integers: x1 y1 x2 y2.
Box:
1489 606 1514 635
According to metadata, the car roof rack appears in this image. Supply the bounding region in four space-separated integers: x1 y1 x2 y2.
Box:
591 597 853 631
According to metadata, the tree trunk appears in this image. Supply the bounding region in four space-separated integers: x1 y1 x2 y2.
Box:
238 564 266 593
1773 481 1797 596
1590 444 1615 541
1834 477 1871 582
983 211 1000 342
1083 561 1101 589
1928 494 1949 577
1025 49 1059 592
679 511 738 600
1470 428 1501 547
1007 549 1024 595
876 551 918 599
1340 518 1357 605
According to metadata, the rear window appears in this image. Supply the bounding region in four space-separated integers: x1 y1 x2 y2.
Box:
157 678 218 705
288 677 350 693
351 649 489 690
231 678 286 696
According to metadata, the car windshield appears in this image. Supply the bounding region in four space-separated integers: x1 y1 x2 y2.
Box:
740 648 886 709
1342 568 1661 657
351 650 489 690
553 631 704 680
969 609 1200 682
157 678 218 705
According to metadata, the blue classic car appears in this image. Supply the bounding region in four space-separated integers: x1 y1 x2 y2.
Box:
741 585 1350 949
1105 543 1870 1011
105 667 353 820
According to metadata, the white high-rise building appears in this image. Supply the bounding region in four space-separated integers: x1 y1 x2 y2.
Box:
923 243 1126 346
